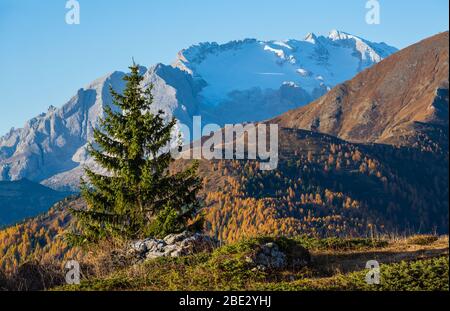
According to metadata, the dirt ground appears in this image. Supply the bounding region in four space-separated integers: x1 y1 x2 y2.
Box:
312 236 449 274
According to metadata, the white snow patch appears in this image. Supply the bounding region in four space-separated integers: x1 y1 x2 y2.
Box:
296 68 311 77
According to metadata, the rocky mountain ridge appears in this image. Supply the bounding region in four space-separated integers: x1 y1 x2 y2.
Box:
0 30 396 190
272 32 449 149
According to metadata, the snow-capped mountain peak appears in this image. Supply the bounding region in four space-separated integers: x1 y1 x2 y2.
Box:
304 32 318 43
328 29 352 41
173 30 397 113
0 30 398 190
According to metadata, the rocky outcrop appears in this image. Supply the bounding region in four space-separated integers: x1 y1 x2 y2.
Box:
128 234 311 271
128 231 219 261
0 71 127 185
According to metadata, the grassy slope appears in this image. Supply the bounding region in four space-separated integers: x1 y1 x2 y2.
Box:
58 235 449 291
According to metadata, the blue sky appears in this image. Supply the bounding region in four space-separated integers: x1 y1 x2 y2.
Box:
0 0 448 135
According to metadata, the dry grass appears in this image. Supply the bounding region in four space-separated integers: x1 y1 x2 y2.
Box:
2 234 447 291
55 235 449 291
79 239 135 279
310 235 448 275
406 234 440 246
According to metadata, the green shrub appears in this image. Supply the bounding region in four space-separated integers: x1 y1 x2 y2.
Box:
256 256 449 291
344 256 449 291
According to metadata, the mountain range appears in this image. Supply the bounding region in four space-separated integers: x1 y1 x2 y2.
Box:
0 30 397 191
273 32 449 149
0 31 447 265
178 31 449 240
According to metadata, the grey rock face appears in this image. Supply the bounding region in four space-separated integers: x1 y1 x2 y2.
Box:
0 71 127 186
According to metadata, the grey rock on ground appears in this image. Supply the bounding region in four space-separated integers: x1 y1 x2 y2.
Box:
248 242 311 271
129 231 219 261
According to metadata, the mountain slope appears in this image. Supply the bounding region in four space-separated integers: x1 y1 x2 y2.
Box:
175 128 448 242
171 32 449 241
0 180 70 227
272 31 449 149
0 30 396 190
0 196 82 272
0 71 127 184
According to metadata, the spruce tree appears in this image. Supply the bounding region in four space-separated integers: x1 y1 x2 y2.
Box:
70 64 202 244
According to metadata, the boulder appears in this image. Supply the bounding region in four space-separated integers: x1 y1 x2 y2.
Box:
129 231 219 261
252 243 287 270
163 231 191 244
248 242 311 271
289 244 311 268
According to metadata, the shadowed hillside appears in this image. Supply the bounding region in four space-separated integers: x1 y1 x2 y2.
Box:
173 127 448 243
0 180 71 227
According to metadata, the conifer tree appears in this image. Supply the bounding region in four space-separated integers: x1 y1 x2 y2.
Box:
69 63 202 244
